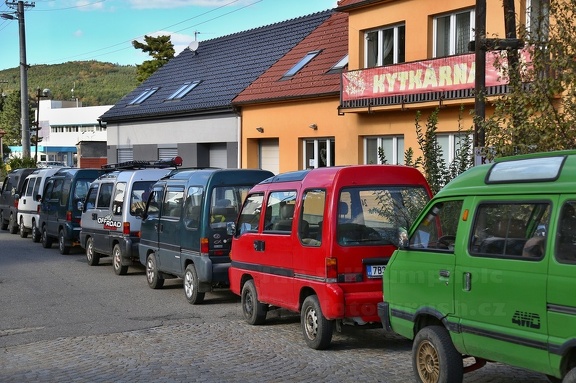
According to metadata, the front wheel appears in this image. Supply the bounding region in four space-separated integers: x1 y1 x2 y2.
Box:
562 368 576 383
146 253 164 289
184 264 205 304
241 279 267 325
58 229 70 255
86 237 100 266
31 221 41 242
9 213 18 234
41 226 53 248
112 244 128 276
301 295 333 350
19 218 28 238
412 326 463 383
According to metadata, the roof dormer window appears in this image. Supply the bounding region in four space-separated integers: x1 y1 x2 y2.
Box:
326 54 349 74
281 50 321 80
167 81 201 100
128 87 159 105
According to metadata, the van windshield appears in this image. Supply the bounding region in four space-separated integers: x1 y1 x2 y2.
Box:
209 186 251 229
337 186 430 246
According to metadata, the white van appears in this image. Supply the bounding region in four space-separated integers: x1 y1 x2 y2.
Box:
17 167 66 241
79 158 182 275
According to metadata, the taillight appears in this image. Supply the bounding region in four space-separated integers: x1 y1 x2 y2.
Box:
123 222 130 235
14 199 19 208
200 237 209 254
66 211 72 222
326 257 337 282
36 205 41 213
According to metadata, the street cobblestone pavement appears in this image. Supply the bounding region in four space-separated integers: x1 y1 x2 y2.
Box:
0 315 550 383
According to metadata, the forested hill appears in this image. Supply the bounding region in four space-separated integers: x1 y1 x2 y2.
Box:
0 61 138 106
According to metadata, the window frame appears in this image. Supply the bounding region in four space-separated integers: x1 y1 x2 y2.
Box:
364 23 406 68
303 138 335 169
433 9 475 58
281 50 321 80
364 136 405 165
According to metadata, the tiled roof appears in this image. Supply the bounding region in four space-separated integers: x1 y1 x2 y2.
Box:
232 11 348 105
100 10 333 123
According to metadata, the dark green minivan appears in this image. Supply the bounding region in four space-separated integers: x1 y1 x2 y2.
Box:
39 168 103 254
139 168 274 304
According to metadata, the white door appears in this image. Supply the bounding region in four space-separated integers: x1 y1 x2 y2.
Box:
209 143 227 168
259 139 279 175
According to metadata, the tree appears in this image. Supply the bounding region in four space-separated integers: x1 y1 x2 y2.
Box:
0 91 23 146
482 0 576 158
132 35 175 83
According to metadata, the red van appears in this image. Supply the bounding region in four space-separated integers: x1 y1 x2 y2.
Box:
228 165 432 349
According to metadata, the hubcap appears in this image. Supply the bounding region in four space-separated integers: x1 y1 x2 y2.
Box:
184 271 194 297
416 340 440 383
146 258 155 283
304 307 318 339
114 249 120 269
87 241 93 260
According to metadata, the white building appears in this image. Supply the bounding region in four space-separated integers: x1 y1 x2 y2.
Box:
9 100 111 166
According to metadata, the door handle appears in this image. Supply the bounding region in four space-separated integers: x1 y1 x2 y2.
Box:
463 272 472 291
253 240 265 251
439 269 450 278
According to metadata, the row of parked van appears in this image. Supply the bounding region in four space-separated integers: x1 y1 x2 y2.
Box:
3 151 576 383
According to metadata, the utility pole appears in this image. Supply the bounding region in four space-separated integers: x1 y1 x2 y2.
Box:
3 1 35 159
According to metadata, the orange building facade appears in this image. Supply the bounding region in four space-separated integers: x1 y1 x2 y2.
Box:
236 0 539 174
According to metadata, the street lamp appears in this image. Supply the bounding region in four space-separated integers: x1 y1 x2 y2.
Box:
33 88 51 163
1 1 34 159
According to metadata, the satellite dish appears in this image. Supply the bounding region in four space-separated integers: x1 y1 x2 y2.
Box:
188 40 199 52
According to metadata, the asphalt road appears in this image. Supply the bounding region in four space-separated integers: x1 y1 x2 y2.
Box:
0 229 550 382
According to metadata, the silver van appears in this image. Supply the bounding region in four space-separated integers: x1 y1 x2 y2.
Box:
17 167 67 241
79 158 181 275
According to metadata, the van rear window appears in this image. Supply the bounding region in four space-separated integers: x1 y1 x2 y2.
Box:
338 186 429 246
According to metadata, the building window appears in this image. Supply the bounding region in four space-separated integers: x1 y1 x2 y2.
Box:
365 136 405 165
527 0 549 43
303 138 334 169
437 133 473 166
167 81 201 100
282 50 321 80
327 54 349 74
128 87 158 105
365 24 405 68
434 9 474 57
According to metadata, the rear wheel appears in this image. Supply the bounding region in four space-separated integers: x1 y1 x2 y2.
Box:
41 226 52 248
112 244 128 275
86 237 100 266
58 229 70 255
146 253 164 289
301 295 333 350
184 264 205 304
563 368 576 383
412 326 464 383
8 213 18 234
241 279 267 325
19 218 28 238
31 221 41 242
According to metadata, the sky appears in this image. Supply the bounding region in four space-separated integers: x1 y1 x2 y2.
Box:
0 0 339 71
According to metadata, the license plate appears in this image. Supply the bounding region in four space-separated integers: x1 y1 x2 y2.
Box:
366 265 386 278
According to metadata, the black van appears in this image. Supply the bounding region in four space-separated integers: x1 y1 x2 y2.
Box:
0 168 36 234
39 168 103 254
139 168 274 304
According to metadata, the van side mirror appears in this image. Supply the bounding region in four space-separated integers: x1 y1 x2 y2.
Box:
36 194 42 202
77 201 84 211
398 229 409 249
227 221 236 236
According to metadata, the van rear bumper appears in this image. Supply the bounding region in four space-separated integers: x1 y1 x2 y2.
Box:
323 284 382 323
188 254 231 284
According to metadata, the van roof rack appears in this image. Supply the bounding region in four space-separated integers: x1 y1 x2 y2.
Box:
102 156 183 171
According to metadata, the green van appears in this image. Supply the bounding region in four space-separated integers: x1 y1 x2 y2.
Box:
138 168 274 304
380 150 576 383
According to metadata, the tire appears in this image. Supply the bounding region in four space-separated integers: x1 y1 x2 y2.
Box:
86 237 100 266
563 368 576 383
0 211 7 230
112 244 128 276
146 253 164 289
19 218 28 238
9 213 18 234
412 326 464 383
31 221 41 242
184 264 205 304
41 226 53 248
241 279 267 325
301 295 334 350
58 229 70 255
